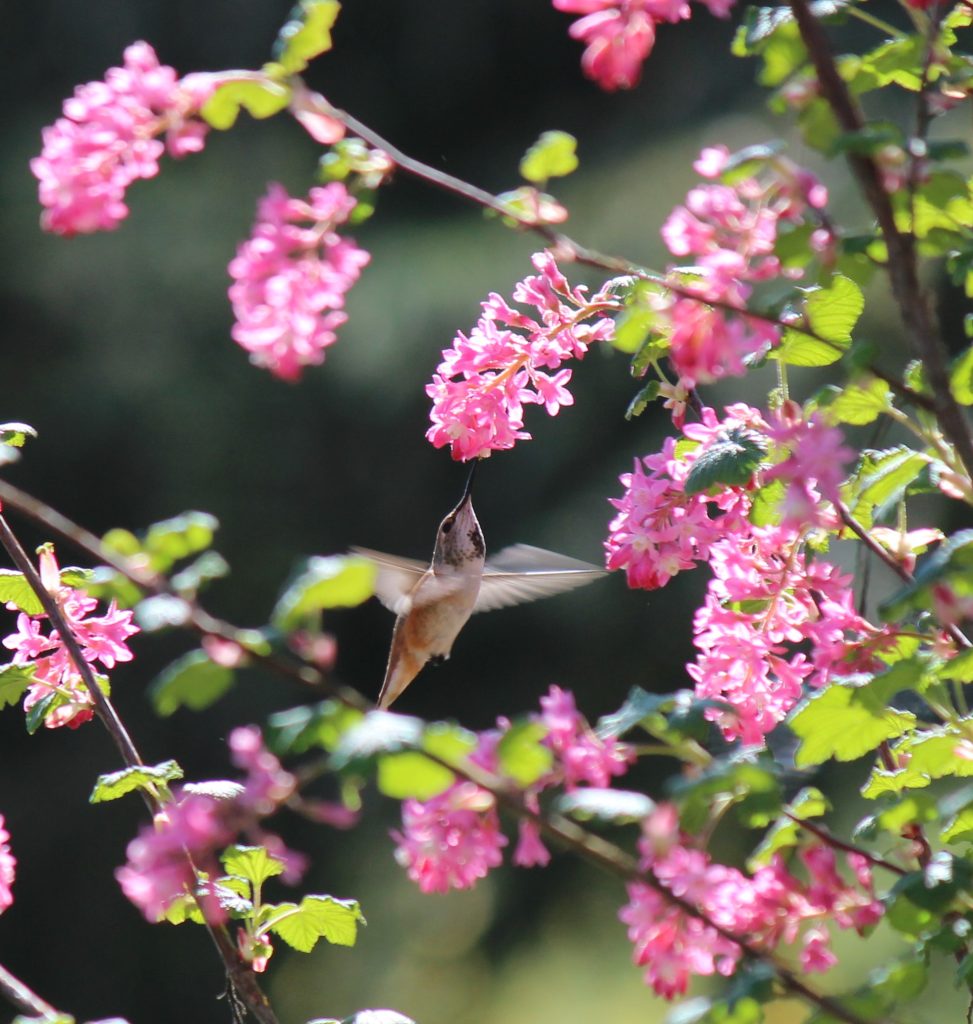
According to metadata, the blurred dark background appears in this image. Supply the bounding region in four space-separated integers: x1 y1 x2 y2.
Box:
0 2 956 1023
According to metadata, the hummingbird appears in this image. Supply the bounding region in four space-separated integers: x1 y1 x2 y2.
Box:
353 463 607 708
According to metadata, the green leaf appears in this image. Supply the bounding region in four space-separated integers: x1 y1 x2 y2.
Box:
519 130 579 183
824 378 892 425
90 759 183 803
269 894 364 952
671 757 782 832
273 555 375 631
497 721 554 786
790 672 918 767
330 711 424 771
684 427 767 495
0 567 91 615
777 275 863 366
597 686 672 738
555 788 654 824
848 446 928 523
222 845 286 888
267 700 365 755
950 345 973 404
149 650 234 717
861 728 973 797
143 511 219 573
625 380 661 420
0 422 37 447
748 786 830 868
171 551 230 594
273 0 341 75
201 78 291 129
0 662 34 709
858 36 926 91
376 751 456 800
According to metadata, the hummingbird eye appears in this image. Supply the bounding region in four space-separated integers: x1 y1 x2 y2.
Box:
442 519 453 534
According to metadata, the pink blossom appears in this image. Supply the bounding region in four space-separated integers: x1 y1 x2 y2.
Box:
605 407 758 589
426 251 619 460
553 0 658 90
31 42 213 235
764 408 853 528
0 815 15 915
228 182 370 381
537 685 633 788
393 781 507 893
2 547 139 729
620 811 882 998
513 819 551 867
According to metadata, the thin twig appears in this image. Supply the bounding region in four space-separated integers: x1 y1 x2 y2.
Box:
0 961 63 1020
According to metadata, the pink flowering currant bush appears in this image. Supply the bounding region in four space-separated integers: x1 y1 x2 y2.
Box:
6 0 973 1022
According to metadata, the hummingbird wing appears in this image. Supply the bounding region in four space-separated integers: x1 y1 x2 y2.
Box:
350 546 427 616
474 544 607 613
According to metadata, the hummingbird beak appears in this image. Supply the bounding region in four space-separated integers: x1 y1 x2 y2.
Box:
459 459 478 505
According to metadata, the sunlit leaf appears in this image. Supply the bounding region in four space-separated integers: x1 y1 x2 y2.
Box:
90 760 183 803
149 650 234 716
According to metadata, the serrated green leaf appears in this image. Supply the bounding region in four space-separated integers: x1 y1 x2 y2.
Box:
0 422 37 447
201 78 291 130
519 130 578 183
273 555 375 631
555 788 654 824
0 662 34 709
939 649 973 683
274 0 341 75
775 327 844 367
0 567 91 615
826 378 892 425
861 727 973 797
222 845 286 887
859 36 926 91
625 380 661 420
791 673 918 767
149 650 234 717
269 894 364 952
90 759 183 803
376 751 456 800
267 700 365 755
748 478 785 527
808 274 863 342
596 686 672 738
684 427 767 495
497 720 554 786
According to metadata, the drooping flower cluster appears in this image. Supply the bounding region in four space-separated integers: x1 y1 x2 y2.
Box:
0 814 14 915
657 146 832 388
605 404 759 589
227 182 371 381
619 805 883 998
31 42 213 235
393 686 633 887
553 0 736 91
426 251 620 461
689 526 897 743
116 726 302 921
2 547 139 729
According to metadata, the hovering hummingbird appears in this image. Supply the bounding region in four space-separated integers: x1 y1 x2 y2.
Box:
353 463 606 708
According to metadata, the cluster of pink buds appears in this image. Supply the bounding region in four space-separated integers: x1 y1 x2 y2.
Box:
0 814 14 915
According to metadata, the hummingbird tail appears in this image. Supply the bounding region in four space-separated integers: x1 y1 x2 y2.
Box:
376 643 424 709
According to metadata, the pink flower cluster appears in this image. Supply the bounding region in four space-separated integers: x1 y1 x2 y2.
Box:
393 687 632 889
605 405 758 590
553 0 735 91
620 805 882 998
690 526 895 743
31 42 213 235
0 814 14 915
427 251 619 461
657 146 832 389
116 726 302 921
764 405 853 529
228 182 371 381
2 548 139 729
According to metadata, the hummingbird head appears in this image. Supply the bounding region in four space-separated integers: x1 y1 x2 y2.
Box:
433 462 485 569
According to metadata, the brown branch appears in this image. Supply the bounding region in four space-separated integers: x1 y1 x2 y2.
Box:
788 0 973 480
784 812 906 876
